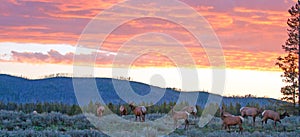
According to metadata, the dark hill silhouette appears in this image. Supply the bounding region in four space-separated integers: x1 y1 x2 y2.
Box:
0 74 282 107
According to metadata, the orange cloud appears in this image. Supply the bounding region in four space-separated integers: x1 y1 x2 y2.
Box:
0 0 295 71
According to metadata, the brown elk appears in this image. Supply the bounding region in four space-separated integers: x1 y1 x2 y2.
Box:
129 103 147 122
119 105 127 117
261 110 290 128
171 106 189 130
97 105 105 119
180 106 197 118
220 108 244 133
240 107 263 126
220 106 234 117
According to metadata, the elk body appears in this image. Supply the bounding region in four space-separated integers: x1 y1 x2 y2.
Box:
180 106 197 118
129 103 147 122
220 108 244 133
119 105 127 117
97 105 105 119
261 110 290 128
240 107 263 126
220 107 234 117
171 107 190 130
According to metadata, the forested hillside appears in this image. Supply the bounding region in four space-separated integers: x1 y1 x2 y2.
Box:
0 74 282 108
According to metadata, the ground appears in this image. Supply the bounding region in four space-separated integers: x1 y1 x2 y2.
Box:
0 110 300 137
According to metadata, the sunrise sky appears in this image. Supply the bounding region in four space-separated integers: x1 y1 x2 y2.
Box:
0 0 298 99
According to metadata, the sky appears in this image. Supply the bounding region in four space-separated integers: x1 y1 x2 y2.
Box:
0 0 298 99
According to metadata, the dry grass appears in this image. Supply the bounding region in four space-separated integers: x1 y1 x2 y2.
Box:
84 113 183 137
1 110 299 137
84 112 300 137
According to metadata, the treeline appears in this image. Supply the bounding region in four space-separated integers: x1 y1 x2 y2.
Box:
0 100 297 116
0 102 82 116
81 100 299 116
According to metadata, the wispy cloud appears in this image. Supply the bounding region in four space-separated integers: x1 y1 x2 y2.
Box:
0 42 282 71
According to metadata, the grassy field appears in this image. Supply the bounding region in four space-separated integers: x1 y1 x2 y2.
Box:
0 110 300 137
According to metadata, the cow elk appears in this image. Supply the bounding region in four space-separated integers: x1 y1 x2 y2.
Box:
119 105 127 117
97 104 105 119
261 110 290 128
180 106 197 118
171 106 190 130
240 107 263 126
129 102 147 122
220 107 244 133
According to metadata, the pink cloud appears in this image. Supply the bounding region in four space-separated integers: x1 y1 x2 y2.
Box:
1 0 296 71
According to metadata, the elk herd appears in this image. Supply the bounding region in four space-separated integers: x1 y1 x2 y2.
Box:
96 103 290 133
221 106 290 133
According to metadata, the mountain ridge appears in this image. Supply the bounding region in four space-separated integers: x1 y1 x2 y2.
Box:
0 74 282 107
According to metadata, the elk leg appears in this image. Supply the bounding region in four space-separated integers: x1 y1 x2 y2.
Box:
192 112 197 119
221 123 224 130
184 119 189 130
261 117 265 127
253 116 256 126
239 124 243 134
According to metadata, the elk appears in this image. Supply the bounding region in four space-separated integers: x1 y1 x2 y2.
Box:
32 110 38 114
240 107 263 126
119 105 127 117
261 110 290 128
129 102 147 122
96 104 105 119
220 106 234 117
171 106 190 130
220 108 244 133
180 106 197 118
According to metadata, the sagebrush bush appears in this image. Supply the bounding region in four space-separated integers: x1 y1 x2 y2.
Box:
0 110 299 137
143 127 158 137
